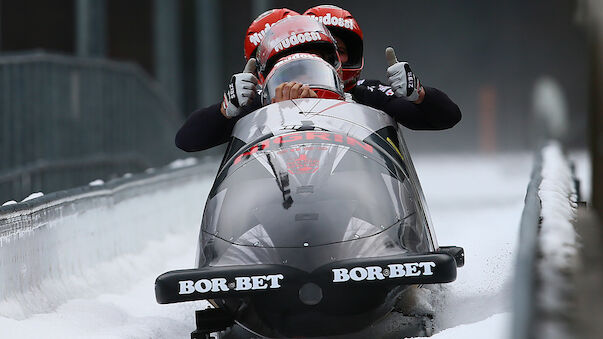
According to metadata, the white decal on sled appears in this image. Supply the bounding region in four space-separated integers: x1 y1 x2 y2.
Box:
178 274 285 295
332 262 436 283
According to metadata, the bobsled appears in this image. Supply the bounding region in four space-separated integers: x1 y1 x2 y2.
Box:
155 55 464 339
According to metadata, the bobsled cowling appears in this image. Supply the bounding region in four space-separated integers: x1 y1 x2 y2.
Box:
157 98 464 338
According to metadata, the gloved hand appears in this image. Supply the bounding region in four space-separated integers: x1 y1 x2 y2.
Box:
221 58 259 118
385 47 422 102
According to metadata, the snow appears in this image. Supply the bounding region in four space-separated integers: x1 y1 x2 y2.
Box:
539 142 578 269
410 152 532 338
168 157 199 169
0 164 215 338
2 201 17 206
428 313 511 338
0 151 589 339
88 179 105 186
21 192 43 202
0 230 208 339
535 142 580 338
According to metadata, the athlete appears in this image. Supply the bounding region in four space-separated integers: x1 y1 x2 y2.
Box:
176 14 336 152
303 5 460 129
176 8 461 152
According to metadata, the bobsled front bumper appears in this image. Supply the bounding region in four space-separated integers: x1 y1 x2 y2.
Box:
155 251 460 304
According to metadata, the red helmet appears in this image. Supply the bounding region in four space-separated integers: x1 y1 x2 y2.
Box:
244 8 300 61
256 16 341 83
303 5 363 90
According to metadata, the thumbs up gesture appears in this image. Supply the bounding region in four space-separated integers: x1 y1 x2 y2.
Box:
385 47 423 102
221 58 259 118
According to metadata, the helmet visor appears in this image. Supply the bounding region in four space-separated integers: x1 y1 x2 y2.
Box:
261 54 344 104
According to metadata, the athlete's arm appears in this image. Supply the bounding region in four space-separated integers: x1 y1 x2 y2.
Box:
351 81 461 130
175 103 237 152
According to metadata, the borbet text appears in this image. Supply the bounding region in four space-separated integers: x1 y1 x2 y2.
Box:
332 262 436 283
178 274 284 295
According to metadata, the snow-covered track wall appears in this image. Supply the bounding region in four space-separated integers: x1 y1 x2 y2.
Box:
0 161 215 318
512 141 580 339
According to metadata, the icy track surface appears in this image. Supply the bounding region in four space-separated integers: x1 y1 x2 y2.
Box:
411 153 532 339
1 152 587 339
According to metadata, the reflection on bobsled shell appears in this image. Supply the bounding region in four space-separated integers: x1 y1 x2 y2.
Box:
214 217 409 270
198 142 431 271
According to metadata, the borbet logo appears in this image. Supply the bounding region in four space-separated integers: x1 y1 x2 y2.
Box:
307 14 355 30
332 262 436 283
233 132 374 165
273 32 322 53
178 274 284 295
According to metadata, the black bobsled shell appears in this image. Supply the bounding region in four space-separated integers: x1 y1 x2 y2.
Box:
159 98 463 338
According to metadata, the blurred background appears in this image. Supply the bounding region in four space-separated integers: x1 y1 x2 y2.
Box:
2 2 603 337
0 0 596 201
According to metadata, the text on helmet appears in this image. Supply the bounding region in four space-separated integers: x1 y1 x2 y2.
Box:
273 53 323 69
307 14 355 30
249 23 273 47
249 14 297 47
272 32 322 53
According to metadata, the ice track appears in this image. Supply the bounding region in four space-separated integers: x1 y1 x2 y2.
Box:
1 152 585 339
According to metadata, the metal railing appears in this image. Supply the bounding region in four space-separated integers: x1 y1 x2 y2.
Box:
0 160 217 311
0 51 183 202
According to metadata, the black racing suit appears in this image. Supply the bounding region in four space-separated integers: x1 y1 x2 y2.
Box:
175 80 461 152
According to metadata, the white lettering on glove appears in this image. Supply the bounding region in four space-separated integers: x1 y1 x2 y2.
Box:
385 47 421 102
222 58 259 118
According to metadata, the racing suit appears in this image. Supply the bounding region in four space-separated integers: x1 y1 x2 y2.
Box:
175 80 461 152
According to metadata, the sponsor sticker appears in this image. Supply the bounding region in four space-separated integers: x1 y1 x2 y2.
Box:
287 154 320 174
233 132 373 165
248 23 272 47
271 31 322 53
332 262 436 282
178 274 285 295
273 53 323 69
307 14 355 30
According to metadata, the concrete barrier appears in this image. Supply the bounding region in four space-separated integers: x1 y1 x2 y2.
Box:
512 141 580 339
